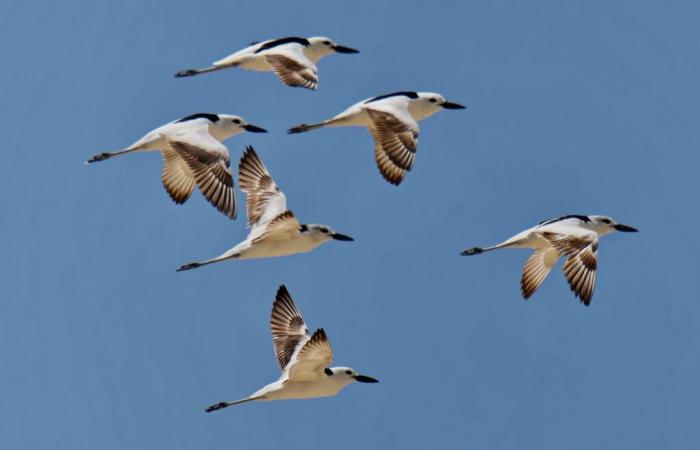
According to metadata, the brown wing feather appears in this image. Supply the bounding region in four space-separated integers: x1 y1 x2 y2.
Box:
367 109 418 172
266 54 318 90
270 285 309 371
238 146 285 227
520 247 559 299
562 242 598 305
161 147 195 204
168 140 236 219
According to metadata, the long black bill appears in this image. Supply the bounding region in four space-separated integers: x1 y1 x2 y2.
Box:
332 233 354 241
243 124 268 133
333 45 360 54
614 224 638 232
354 374 379 383
441 101 466 110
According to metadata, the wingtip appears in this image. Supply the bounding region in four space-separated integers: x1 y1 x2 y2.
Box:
176 262 201 272
287 124 309 134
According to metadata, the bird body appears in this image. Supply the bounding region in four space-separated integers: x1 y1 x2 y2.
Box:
461 215 638 305
205 286 377 412
175 36 358 90
288 91 465 184
86 114 266 219
176 147 352 271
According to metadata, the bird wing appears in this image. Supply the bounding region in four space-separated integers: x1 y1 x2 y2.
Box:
166 129 236 219
161 146 196 204
365 107 420 185
541 229 599 305
265 46 318 90
253 210 301 243
520 247 560 299
285 328 334 382
238 146 289 235
270 285 310 371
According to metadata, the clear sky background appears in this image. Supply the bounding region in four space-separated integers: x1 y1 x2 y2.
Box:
1 1 699 449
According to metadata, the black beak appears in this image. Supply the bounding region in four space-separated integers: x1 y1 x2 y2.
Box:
441 101 466 110
332 233 354 242
333 44 359 54
614 223 638 232
243 124 267 133
354 374 378 383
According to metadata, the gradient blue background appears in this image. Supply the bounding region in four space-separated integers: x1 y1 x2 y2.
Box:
1 1 699 448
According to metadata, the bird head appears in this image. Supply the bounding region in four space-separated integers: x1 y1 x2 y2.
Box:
211 114 267 141
300 224 354 243
587 215 638 236
305 36 359 58
325 367 378 385
409 92 466 120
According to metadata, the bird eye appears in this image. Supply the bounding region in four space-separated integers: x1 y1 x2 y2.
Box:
325 368 333 376
345 370 352 375
429 98 437 103
232 119 241 124
320 227 328 233
323 40 331 45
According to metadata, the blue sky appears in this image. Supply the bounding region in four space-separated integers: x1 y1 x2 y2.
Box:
1 0 699 448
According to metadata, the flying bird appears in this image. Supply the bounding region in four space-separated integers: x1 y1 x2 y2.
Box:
86 113 267 219
176 146 353 270
288 91 465 185
174 36 358 90
205 285 378 412
460 215 638 305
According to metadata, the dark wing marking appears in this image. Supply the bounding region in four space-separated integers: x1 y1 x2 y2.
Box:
254 36 310 53
270 285 309 371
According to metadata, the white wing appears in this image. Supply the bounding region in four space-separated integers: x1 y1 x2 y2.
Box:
165 127 236 219
238 146 292 238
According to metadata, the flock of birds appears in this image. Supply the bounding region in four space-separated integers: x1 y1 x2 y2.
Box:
86 35 638 410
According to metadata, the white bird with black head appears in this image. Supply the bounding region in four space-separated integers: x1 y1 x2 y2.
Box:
174 36 359 90
205 285 378 411
176 146 353 271
460 215 638 305
86 113 267 219
288 91 466 185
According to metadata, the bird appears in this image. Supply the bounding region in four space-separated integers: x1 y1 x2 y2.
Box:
205 285 378 411
86 113 267 219
287 91 465 185
460 215 638 305
174 36 358 91
176 146 353 271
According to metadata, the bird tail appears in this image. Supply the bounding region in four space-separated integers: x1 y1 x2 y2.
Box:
205 397 257 412
174 64 232 78
85 148 137 164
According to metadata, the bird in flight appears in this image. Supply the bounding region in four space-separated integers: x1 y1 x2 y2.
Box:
176 146 353 271
174 36 358 91
205 285 378 411
461 215 638 305
86 113 266 219
288 91 465 185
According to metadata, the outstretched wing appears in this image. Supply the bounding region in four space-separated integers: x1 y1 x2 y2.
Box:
541 230 599 305
166 130 235 219
286 328 334 382
238 146 289 234
366 107 419 185
265 46 318 90
270 285 310 371
520 247 560 299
